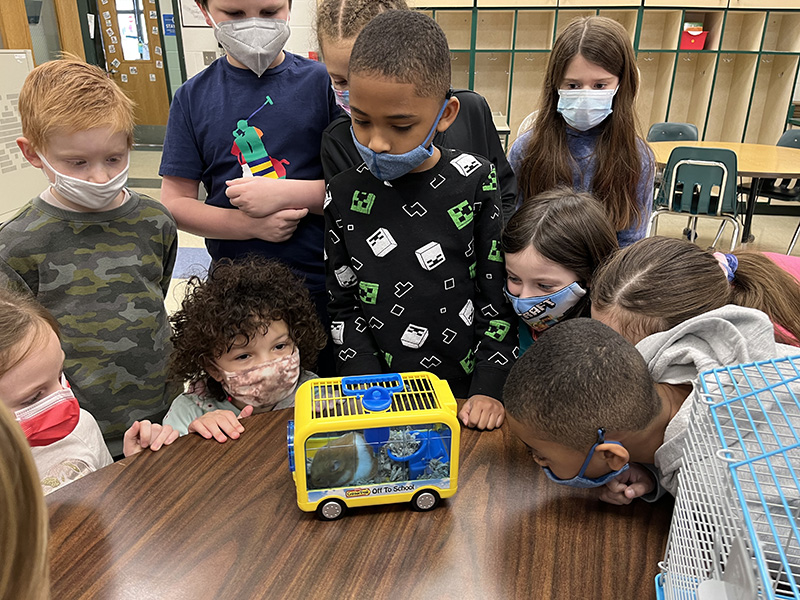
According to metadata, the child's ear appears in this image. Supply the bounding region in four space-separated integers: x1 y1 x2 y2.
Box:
596 443 629 472
204 360 222 382
16 137 43 169
196 2 214 28
436 96 460 134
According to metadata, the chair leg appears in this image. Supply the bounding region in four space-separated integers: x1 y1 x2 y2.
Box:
727 218 740 253
710 222 726 251
789 222 800 255
646 211 659 237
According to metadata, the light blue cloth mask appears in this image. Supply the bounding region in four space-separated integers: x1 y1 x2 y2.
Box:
350 99 448 181
504 281 586 332
542 429 629 488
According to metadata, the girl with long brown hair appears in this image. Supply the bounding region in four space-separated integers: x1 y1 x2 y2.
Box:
508 16 654 246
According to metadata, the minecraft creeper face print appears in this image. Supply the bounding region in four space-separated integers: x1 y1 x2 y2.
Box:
447 200 474 230
488 240 503 262
359 281 379 304
485 320 511 342
482 165 498 192
460 349 475 374
351 190 376 214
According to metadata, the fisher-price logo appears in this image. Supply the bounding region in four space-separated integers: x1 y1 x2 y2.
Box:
345 487 371 498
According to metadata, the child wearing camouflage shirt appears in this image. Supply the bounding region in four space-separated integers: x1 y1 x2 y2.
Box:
1 58 181 456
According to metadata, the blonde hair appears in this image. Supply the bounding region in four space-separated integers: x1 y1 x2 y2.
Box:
592 237 800 344
517 16 649 233
0 402 50 600
0 288 61 379
18 55 135 153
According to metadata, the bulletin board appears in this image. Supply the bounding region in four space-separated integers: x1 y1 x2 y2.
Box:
179 0 209 27
0 50 45 222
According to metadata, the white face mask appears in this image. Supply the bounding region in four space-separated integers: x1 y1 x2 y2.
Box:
38 153 129 210
217 347 301 409
557 87 618 131
210 15 290 77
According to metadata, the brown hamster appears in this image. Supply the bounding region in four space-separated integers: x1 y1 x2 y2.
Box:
309 432 378 488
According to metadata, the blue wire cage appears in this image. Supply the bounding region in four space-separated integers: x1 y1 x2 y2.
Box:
657 355 800 599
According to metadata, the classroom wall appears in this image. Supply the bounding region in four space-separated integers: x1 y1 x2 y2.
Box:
175 0 318 80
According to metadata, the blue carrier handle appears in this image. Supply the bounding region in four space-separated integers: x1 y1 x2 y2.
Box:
341 373 404 412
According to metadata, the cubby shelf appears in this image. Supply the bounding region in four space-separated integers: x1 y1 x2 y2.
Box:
417 1 800 147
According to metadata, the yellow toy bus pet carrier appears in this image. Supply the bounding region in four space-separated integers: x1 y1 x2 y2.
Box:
287 372 460 520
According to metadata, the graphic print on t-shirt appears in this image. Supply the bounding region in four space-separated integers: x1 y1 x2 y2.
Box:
230 95 290 179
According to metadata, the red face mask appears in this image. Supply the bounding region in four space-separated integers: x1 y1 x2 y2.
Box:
14 377 80 447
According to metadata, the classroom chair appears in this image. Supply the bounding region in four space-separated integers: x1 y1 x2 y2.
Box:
738 130 800 253
646 122 699 143
648 146 739 252
646 122 700 240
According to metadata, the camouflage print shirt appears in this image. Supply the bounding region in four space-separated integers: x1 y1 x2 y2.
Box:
0 192 182 456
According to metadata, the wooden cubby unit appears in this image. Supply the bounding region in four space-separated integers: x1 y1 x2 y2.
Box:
473 51 512 122
436 11 473 50
515 10 555 50
705 53 759 142
667 52 717 131
683 11 724 52
636 52 675 129
450 52 471 90
475 0 555 7
599 9 638 42
476 10 515 49
639 10 682 50
509 52 549 136
746 54 800 144
644 0 726 7
721 12 766 52
762 12 800 53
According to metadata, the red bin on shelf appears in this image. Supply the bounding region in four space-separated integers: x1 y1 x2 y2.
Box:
680 30 708 50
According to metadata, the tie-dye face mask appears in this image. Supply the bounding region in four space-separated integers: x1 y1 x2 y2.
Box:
217 347 301 409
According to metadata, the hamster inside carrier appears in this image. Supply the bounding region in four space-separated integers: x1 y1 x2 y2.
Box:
657 355 800 599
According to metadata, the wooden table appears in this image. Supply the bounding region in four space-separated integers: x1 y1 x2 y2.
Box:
47 409 673 599
649 140 800 243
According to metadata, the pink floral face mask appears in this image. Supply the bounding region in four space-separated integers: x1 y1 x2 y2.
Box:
217 347 301 409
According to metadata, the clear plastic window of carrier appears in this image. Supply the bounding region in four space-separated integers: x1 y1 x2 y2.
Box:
306 424 453 490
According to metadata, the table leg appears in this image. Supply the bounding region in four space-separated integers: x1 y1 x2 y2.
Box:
742 177 760 244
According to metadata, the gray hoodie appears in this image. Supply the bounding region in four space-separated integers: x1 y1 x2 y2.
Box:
635 305 797 497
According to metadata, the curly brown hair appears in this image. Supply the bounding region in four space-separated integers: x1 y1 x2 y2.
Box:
169 257 327 400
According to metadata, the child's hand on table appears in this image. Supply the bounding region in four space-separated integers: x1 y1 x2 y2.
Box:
598 463 656 505
458 394 504 430
123 420 180 456
188 405 255 443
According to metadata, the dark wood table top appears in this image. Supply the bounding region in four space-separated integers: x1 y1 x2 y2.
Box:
47 409 673 599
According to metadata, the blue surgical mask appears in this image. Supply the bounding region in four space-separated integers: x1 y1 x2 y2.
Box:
332 85 350 116
350 99 448 181
557 87 618 131
504 281 586 332
542 429 629 488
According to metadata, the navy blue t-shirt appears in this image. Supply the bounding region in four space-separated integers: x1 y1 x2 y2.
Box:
160 52 339 292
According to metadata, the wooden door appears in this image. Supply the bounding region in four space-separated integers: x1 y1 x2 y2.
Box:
97 0 169 126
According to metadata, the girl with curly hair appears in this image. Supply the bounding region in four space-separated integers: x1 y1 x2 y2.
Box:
164 257 327 442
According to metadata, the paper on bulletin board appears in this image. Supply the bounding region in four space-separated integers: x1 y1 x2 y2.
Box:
180 0 209 27
0 51 45 221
